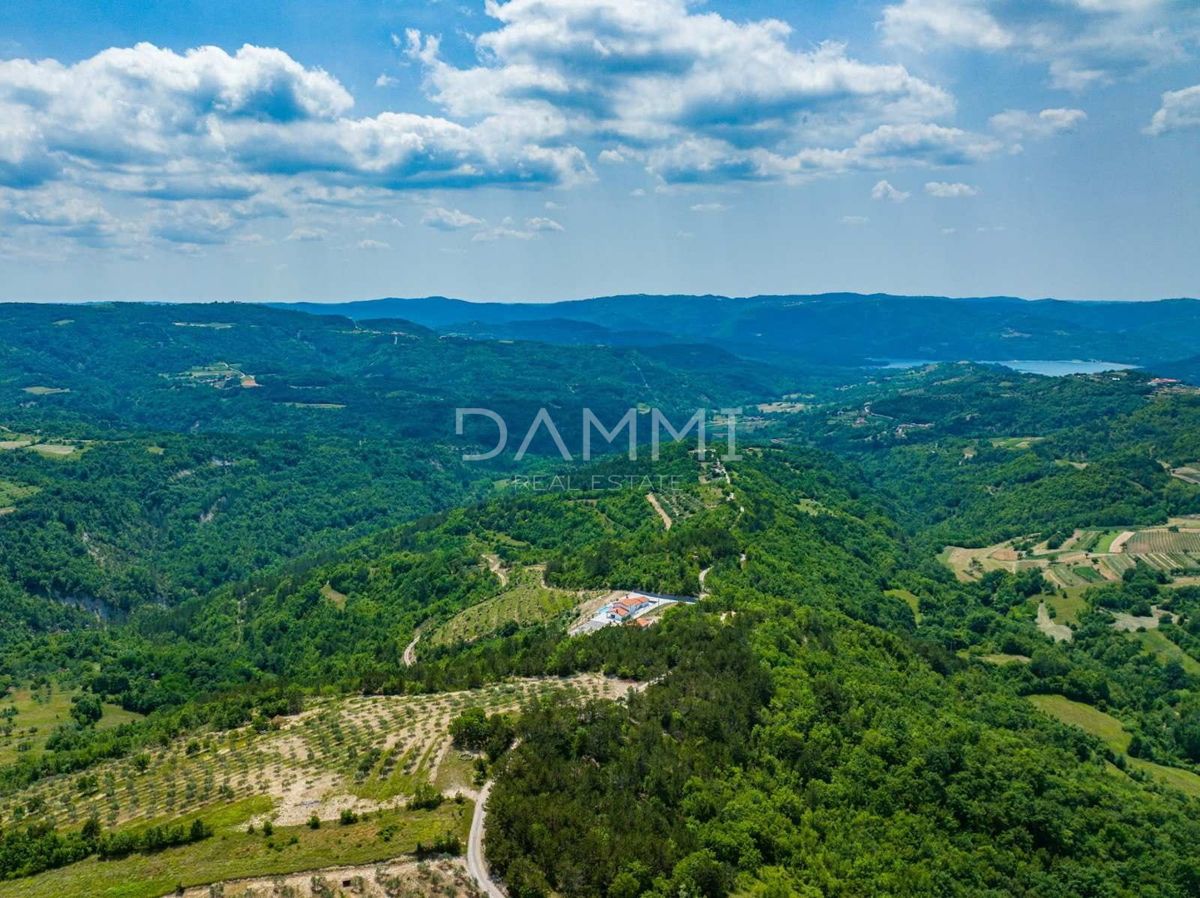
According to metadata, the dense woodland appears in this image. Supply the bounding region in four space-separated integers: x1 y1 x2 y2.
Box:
1 302 1200 895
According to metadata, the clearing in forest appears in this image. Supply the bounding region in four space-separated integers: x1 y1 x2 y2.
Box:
320 583 349 609
1036 603 1073 642
0 480 38 507
885 588 921 621
433 566 591 646
1027 694 1200 799
0 686 142 766
991 436 1045 450
1041 592 1088 626
27 442 85 459
1132 629 1200 677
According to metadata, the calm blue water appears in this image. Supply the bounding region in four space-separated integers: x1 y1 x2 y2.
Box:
983 360 1138 376
869 359 1137 376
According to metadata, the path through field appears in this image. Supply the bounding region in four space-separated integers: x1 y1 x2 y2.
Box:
646 492 672 530
1109 531 1137 553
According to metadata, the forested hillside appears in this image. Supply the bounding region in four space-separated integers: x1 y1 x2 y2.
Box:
276 294 1200 372
1 303 1200 896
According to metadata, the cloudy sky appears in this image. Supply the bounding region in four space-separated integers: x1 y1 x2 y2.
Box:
1 0 1197 303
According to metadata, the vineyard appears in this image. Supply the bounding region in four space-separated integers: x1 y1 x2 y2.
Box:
1125 529 1200 555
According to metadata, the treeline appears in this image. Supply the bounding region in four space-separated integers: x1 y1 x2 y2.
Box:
0 816 211 881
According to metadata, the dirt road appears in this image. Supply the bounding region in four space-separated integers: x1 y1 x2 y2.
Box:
403 630 420 666
646 493 672 530
483 553 509 587
468 781 507 898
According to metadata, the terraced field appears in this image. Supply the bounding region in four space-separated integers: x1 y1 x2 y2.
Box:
0 799 470 898
0 675 634 898
0 675 627 834
1123 530 1200 564
945 525 1200 586
432 567 597 646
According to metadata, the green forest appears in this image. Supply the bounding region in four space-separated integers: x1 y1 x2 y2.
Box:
1 302 1200 896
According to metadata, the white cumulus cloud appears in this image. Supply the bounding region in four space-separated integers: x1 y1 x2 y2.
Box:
925 181 978 197
1146 84 1200 135
871 179 911 202
525 216 565 232
420 207 483 230
879 0 1195 90
989 108 1088 139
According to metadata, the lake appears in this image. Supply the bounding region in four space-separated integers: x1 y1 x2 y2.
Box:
869 359 1138 376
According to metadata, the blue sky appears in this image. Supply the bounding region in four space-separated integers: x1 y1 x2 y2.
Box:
0 0 1196 303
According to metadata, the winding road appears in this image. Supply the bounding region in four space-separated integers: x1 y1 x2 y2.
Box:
468 781 508 898
483 553 510 587
402 630 420 666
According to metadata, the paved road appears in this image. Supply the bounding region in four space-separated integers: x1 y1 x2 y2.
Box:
467 780 507 898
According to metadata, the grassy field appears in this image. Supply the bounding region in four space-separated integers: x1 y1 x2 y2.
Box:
991 436 1045 450
1028 694 1200 799
1028 695 1130 752
0 686 142 766
433 567 581 645
0 796 469 898
27 442 85 460
1133 629 1200 677
320 582 348 609
979 653 1031 665
0 479 38 507
884 588 921 621
1042 592 1088 626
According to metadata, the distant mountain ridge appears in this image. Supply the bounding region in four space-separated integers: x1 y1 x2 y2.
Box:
271 293 1200 370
